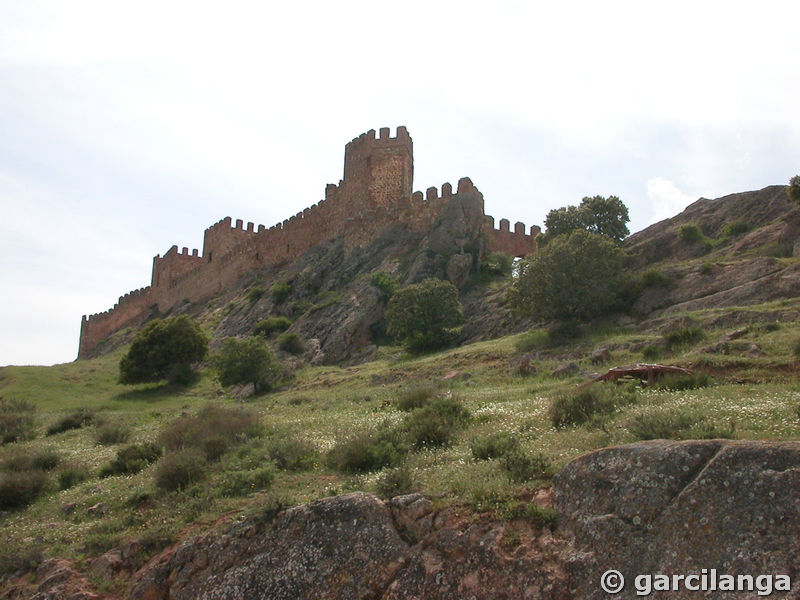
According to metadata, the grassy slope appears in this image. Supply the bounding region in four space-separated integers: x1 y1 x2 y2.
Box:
1 306 799 588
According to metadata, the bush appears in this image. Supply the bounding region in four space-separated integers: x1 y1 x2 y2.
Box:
375 465 415 499
213 337 283 392
2 447 60 472
0 398 36 444
95 420 131 445
46 409 95 436
119 316 208 385
550 385 636 428
700 262 714 275
641 268 671 288
470 431 520 461
154 449 206 492
370 271 398 301
246 287 264 303
794 338 800 358
507 230 626 322
158 404 263 456
480 251 513 276
679 223 705 244
217 466 275 497
641 345 660 361
394 385 437 411
326 425 409 473
653 372 712 390
787 175 800 207
58 462 90 490
664 326 705 350
721 221 751 238
0 470 48 510
271 281 292 304
500 450 553 483
277 332 304 355
628 409 734 440
515 329 549 352
386 278 465 351
401 397 470 450
99 443 161 477
265 434 318 471
253 316 293 337
0 544 44 577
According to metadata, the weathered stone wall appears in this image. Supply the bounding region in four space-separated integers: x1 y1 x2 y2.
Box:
78 128 538 358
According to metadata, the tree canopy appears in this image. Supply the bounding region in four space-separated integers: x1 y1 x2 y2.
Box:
212 337 283 392
119 316 208 385
385 278 465 351
542 195 630 244
788 175 800 207
507 230 626 322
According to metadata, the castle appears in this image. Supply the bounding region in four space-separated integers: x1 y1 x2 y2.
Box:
78 127 539 358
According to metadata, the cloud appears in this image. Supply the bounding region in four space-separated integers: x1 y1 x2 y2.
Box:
646 178 696 224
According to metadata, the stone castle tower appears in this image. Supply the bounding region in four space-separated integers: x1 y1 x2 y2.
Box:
79 127 538 358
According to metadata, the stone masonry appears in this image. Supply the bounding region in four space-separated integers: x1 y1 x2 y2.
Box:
79 127 539 358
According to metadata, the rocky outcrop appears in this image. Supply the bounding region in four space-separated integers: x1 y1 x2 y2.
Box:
130 440 800 600
555 440 800 600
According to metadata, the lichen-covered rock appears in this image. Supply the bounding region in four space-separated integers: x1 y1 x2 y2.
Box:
555 440 800 599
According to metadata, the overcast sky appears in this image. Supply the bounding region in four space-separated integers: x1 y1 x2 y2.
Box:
2 0 799 366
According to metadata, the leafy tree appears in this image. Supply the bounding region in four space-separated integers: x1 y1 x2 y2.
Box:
542 195 630 244
789 175 800 207
507 230 625 321
119 316 208 385
385 278 465 351
212 337 283 392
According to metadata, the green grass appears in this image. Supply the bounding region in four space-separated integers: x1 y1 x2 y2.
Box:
1 305 799 584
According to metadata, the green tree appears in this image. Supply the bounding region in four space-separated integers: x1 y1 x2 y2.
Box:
212 337 283 393
788 175 800 207
386 278 465 351
507 230 625 321
542 195 630 244
119 316 208 385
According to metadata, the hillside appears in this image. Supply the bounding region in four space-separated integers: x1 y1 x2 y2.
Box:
1 185 799 599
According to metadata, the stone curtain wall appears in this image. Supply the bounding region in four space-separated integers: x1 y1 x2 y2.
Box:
78 128 538 358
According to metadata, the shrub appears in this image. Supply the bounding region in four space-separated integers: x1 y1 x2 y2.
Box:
0 544 44 576
0 470 48 510
394 385 437 411
119 316 208 385
253 316 293 337
470 431 520 461
721 221 751 238
500 450 554 483
550 385 636 428
158 404 263 455
271 281 292 304
480 251 513 276
515 329 549 352
700 262 714 275
217 466 275 497
46 409 95 436
265 434 318 471
787 175 800 207
679 223 705 244
386 278 465 351
370 271 398 301
794 338 800 358
154 449 206 492
375 465 415 499
653 372 712 390
99 443 161 477
95 420 131 445
664 326 705 349
628 409 734 441
246 287 264 303
0 399 36 444
58 462 90 490
641 345 660 361
2 447 60 472
507 230 626 322
401 397 470 450
326 425 408 473
641 268 671 288
547 320 583 345
213 337 284 392
277 332 304 355
501 502 558 527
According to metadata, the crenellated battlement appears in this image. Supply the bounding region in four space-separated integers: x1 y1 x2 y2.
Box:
78 127 540 358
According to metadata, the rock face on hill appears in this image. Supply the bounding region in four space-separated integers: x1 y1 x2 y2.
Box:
130 440 800 600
